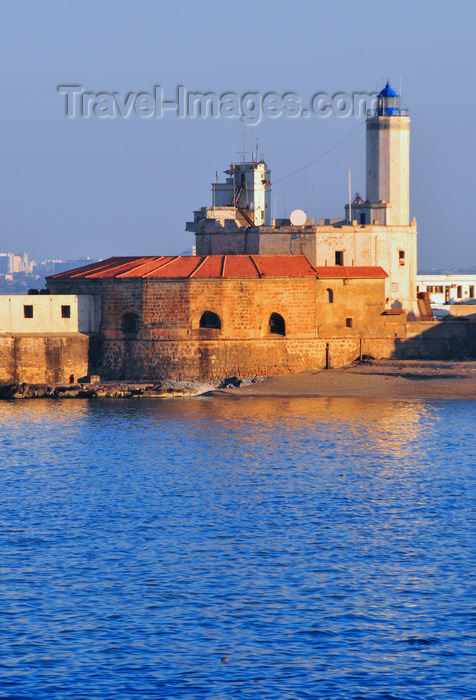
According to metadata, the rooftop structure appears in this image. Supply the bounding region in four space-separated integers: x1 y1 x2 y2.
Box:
187 160 271 231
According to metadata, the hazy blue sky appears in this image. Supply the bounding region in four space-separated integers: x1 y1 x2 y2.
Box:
1 0 475 269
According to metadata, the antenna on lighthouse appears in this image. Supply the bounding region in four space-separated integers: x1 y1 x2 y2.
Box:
348 167 352 224
212 145 215 208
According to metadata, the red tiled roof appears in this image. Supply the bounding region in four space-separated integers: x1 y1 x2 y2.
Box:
313 266 388 279
48 256 388 280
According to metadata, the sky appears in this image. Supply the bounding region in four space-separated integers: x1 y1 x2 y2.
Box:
1 0 475 270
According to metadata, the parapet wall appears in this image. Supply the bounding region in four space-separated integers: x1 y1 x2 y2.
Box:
1 322 475 385
0 334 90 384
95 323 476 381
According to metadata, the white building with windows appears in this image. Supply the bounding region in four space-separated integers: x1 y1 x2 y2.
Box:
416 274 476 305
0 295 100 334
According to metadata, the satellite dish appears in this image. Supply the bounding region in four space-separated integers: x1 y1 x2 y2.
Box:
290 209 307 226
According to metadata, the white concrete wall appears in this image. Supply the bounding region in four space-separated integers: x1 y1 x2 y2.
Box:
0 295 101 334
312 224 417 310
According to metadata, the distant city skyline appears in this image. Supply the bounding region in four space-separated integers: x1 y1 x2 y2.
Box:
1 246 475 279
1 0 475 268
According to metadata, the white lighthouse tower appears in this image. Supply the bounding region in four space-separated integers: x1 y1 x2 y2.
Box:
366 81 410 226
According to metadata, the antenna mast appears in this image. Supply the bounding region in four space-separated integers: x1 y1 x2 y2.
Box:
212 145 215 208
348 167 352 224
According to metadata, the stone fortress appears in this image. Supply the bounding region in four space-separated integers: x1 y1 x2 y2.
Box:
188 82 416 313
0 83 474 385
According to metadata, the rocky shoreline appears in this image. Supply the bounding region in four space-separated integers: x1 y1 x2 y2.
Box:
2 361 476 400
0 376 260 400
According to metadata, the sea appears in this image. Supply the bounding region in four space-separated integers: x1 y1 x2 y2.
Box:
0 396 474 700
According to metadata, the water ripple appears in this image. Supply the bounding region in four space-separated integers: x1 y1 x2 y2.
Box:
0 397 474 698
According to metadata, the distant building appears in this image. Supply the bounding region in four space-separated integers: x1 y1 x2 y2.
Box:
417 274 476 305
0 252 33 274
36 257 98 277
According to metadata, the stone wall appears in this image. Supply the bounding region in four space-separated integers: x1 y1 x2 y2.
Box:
196 222 418 312
0 334 90 384
43 275 476 383
48 275 391 380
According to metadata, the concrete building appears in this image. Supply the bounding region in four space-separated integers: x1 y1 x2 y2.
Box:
0 294 100 334
188 159 271 229
0 294 101 384
188 83 417 313
417 274 476 305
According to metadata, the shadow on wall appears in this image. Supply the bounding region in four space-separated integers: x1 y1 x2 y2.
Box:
393 314 476 360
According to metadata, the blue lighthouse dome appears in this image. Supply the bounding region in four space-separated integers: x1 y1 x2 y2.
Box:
377 81 399 115
380 81 398 98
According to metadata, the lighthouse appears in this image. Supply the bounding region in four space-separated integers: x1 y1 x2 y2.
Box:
366 82 410 226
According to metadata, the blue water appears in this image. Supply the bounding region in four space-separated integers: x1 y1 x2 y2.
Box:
0 396 474 699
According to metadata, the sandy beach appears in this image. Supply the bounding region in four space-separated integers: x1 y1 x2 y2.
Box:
211 360 476 401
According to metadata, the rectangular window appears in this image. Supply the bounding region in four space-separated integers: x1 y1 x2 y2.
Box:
61 305 71 319
470 286 474 298
360 213 366 225
399 250 405 265
335 251 344 266
345 317 353 328
457 285 462 299
23 305 33 319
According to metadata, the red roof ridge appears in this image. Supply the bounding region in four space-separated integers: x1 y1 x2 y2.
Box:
142 256 180 278
116 256 165 278
51 256 131 279
248 255 263 278
313 265 388 279
83 256 153 278
188 256 208 278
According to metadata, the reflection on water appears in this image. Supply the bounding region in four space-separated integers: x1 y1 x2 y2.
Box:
0 397 474 699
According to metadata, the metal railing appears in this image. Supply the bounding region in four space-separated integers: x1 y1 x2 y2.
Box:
367 108 409 117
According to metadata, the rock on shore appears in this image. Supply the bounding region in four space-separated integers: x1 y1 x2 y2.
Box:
0 376 260 400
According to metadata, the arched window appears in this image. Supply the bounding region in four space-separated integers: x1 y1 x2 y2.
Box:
327 288 334 303
123 312 139 333
269 313 285 336
200 311 221 329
